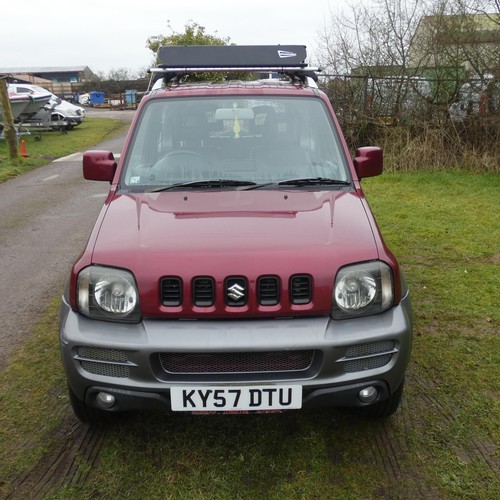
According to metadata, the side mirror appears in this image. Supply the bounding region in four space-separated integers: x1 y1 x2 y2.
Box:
353 147 383 179
83 150 117 182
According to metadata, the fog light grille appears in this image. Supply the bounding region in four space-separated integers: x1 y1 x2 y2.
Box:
341 340 396 373
345 340 395 358
343 354 393 373
76 347 130 378
80 360 130 378
77 346 128 363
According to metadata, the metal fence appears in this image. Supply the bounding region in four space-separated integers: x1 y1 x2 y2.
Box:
319 74 500 126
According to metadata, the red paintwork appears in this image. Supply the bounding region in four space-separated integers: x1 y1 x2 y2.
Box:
83 150 117 182
70 83 402 317
353 147 383 178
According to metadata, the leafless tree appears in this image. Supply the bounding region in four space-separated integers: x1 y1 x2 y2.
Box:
318 0 499 124
318 0 430 123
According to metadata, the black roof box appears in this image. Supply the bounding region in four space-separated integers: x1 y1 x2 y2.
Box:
158 45 307 69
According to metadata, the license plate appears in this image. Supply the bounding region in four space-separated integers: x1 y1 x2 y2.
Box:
170 385 302 412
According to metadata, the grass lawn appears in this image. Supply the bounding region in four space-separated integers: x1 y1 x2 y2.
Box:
0 118 130 182
0 171 498 499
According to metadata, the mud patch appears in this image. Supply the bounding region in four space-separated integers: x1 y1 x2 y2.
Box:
5 415 105 499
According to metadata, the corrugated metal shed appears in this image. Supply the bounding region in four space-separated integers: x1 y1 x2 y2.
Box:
0 66 96 83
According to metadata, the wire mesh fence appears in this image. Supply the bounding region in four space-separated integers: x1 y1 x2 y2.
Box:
318 73 499 172
319 73 499 126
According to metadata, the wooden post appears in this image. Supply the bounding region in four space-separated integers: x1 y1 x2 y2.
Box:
0 76 21 164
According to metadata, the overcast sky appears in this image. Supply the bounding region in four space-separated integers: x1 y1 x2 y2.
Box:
0 0 352 75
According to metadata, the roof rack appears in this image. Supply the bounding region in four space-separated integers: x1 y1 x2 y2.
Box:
149 45 320 86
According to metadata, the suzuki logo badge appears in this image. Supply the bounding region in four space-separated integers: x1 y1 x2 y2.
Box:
227 283 245 301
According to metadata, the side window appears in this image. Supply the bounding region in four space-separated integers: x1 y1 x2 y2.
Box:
121 103 164 185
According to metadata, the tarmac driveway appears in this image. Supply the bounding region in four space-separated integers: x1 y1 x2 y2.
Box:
0 123 131 368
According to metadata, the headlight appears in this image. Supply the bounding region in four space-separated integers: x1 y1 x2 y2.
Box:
77 266 141 323
332 261 393 319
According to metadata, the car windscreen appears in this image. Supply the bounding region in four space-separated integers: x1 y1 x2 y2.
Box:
120 95 350 190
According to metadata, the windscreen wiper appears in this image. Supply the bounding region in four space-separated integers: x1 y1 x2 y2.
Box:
150 179 258 192
278 177 351 187
243 177 351 190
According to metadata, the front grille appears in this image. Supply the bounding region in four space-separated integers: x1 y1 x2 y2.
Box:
161 277 182 306
290 275 312 304
162 274 313 309
258 276 280 305
159 350 314 374
193 277 215 306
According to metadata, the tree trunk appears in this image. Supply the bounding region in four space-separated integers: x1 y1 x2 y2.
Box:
0 77 20 164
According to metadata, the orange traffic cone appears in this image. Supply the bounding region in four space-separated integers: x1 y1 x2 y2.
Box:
20 139 29 158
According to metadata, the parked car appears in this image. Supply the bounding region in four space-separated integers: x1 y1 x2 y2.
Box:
46 95 86 130
78 93 90 106
60 45 413 424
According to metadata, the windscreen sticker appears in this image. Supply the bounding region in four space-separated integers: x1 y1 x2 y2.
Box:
130 176 141 184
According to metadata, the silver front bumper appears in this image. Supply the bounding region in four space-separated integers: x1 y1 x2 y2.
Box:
60 291 412 410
